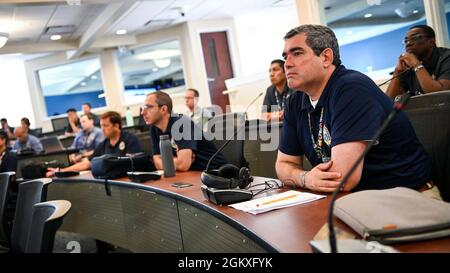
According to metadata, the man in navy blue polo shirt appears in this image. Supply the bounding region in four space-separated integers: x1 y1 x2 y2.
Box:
46 111 143 176
275 24 432 193
141 91 227 171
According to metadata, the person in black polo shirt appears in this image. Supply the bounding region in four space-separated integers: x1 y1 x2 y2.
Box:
65 108 81 136
46 111 143 176
261 59 295 122
141 91 227 171
0 131 17 172
82 102 100 127
386 25 450 99
276 24 432 193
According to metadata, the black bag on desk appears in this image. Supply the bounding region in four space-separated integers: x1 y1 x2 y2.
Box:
91 153 155 179
21 161 63 179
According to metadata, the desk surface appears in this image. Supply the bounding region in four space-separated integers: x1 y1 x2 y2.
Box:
66 171 450 253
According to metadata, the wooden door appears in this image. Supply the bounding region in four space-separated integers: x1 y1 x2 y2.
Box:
200 31 233 112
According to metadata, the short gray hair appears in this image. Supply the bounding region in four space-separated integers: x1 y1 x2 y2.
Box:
284 24 341 66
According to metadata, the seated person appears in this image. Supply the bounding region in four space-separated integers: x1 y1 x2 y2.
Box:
0 131 17 172
276 25 432 193
1 118 15 142
386 25 450 99
12 126 44 154
69 113 105 164
141 91 227 171
82 102 100 127
46 111 143 176
20 117 40 137
183 88 212 130
261 59 295 122
65 108 82 136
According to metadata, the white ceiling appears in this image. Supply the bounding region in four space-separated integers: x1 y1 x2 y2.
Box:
0 0 434 57
0 0 298 56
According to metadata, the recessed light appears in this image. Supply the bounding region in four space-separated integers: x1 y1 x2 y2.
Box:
152 67 158 72
116 29 127 35
364 13 373 18
50 34 62 41
80 82 86 86
91 75 98 80
413 9 419 14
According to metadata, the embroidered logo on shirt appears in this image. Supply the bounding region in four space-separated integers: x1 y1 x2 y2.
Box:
323 125 332 146
119 141 126 151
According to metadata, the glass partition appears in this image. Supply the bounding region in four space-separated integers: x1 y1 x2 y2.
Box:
117 40 185 104
37 57 105 117
325 0 426 78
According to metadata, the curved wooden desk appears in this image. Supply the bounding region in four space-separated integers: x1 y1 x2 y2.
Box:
47 171 450 253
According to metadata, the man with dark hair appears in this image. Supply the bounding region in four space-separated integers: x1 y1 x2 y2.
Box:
184 88 212 130
0 131 17 172
262 59 295 122
46 111 142 176
1 118 15 141
65 108 81 136
142 91 226 171
386 25 450 99
82 102 100 127
69 113 105 163
275 24 433 194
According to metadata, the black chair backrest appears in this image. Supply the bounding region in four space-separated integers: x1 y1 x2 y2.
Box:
206 112 245 134
0 172 15 247
29 128 42 138
40 136 64 153
10 178 52 253
212 138 247 168
25 200 71 253
404 90 450 201
136 132 153 157
51 117 69 132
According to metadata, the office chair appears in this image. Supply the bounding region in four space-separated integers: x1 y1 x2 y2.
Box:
0 172 16 247
206 112 245 135
136 132 153 157
10 178 52 253
25 200 71 253
29 128 42 138
404 90 450 201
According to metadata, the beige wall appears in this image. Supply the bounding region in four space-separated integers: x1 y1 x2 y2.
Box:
24 18 241 131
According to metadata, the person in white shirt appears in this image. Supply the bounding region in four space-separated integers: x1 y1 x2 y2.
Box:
184 88 212 130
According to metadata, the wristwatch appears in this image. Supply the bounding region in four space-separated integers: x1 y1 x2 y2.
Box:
414 64 425 72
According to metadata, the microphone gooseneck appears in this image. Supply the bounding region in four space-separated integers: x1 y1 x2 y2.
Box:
327 94 411 253
377 68 411 87
205 92 264 172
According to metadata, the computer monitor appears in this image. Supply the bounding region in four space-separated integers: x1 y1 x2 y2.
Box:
40 136 64 153
51 117 69 132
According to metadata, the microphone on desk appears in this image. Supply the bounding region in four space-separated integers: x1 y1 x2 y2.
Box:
378 68 411 87
201 92 264 205
309 93 411 253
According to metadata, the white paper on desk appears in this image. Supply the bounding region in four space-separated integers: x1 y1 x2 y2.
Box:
229 190 326 215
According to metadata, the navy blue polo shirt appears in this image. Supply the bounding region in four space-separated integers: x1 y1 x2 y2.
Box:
280 65 432 191
90 131 143 160
150 115 227 171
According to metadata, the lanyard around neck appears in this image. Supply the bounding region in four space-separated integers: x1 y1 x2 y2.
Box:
307 107 330 163
274 89 286 110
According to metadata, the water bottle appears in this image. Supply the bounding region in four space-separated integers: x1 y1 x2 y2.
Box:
159 135 175 177
125 107 134 126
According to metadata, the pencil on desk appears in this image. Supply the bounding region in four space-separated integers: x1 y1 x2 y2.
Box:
256 193 299 207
